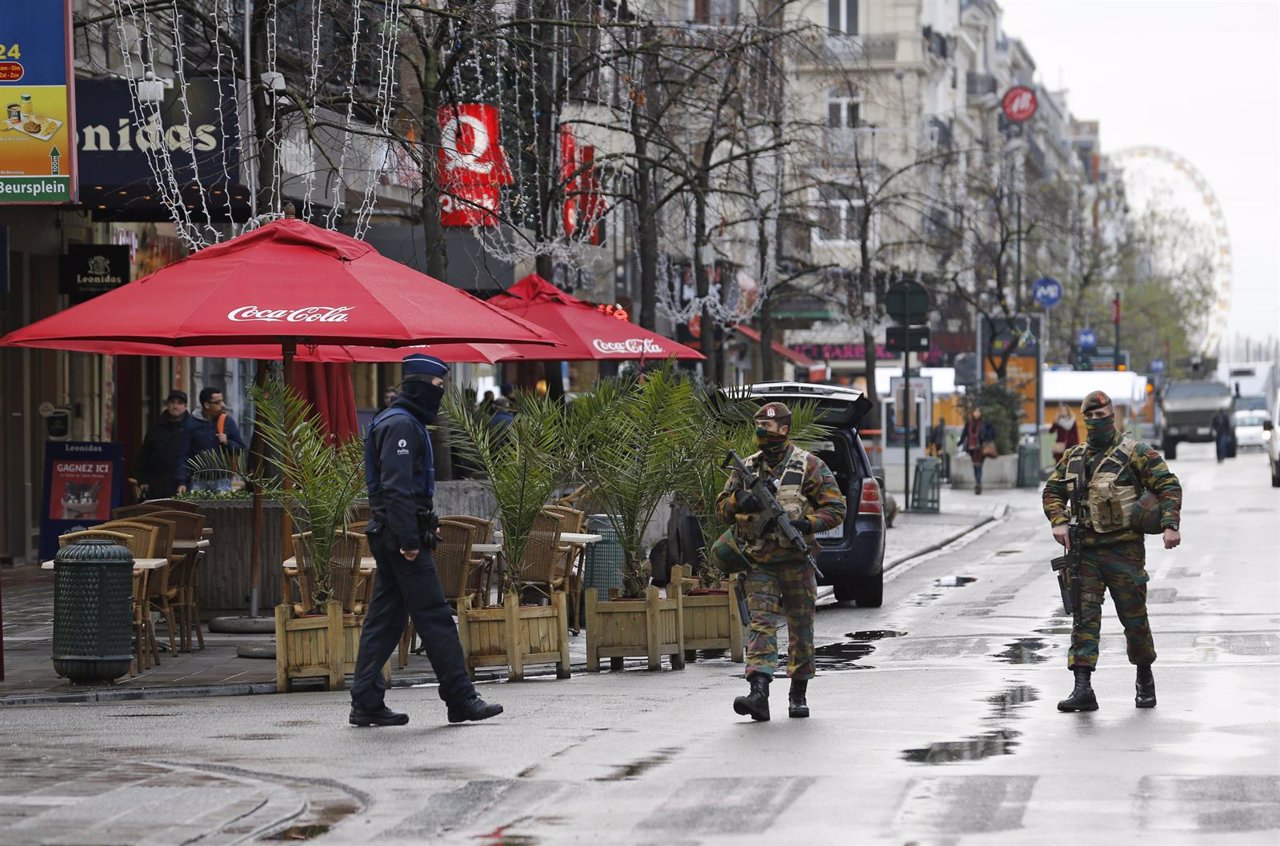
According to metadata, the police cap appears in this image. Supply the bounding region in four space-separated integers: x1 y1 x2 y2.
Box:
402 353 449 380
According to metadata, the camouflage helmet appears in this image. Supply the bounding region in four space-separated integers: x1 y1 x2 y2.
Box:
754 401 792 424
1081 390 1113 414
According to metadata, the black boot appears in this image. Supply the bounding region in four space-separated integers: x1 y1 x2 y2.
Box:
733 674 771 721
1057 666 1098 712
788 678 809 719
447 694 504 724
349 703 409 727
1135 664 1157 708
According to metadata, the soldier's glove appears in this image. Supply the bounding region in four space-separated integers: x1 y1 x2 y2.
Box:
735 491 764 513
788 518 812 535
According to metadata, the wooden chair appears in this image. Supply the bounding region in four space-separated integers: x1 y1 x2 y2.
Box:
102 517 186 653
543 506 587 632
291 531 363 615
122 514 207 652
514 511 563 604
397 520 474 668
444 515 496 607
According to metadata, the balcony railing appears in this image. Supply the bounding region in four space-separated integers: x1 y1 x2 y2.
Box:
966 72 997 97
822 33 898 63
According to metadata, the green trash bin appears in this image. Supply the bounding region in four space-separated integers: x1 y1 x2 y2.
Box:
1017 441 1042 488
583 515 625 598
52 538 135 684
911 458 942 512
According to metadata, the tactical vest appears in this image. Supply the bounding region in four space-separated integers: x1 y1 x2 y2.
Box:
1063 435 1140 534
736 445 811 553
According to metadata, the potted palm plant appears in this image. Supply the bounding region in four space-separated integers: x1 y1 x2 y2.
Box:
568 364 702 671
443 389 574 680
249 378 368 691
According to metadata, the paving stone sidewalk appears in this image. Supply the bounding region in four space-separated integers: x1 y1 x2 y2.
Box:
0 487 1015 706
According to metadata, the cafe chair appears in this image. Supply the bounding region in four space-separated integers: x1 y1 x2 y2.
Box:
443 515 496 608
514 511 563 605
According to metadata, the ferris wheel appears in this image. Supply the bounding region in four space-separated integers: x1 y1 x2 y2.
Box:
1110 146 1232 356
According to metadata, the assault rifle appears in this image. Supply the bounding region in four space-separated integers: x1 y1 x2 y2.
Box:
723 449 825 579
1050 473 1084 627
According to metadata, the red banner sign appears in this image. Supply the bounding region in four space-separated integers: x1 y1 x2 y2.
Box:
561 124 605 244
438 104 512 227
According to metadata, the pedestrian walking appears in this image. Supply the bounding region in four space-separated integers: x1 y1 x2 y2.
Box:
379 387 398 411
1042 390 1182 712
188 387 246 492
1210 408 1232 463
959 407 997 494
714 402 847 721
135 389 201 500
349 353 503 727
1048 402 1080 463
488 396 515 434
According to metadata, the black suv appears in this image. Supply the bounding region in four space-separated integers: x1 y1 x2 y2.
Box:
738 382 887 607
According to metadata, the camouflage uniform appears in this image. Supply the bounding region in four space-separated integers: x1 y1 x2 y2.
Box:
1042 429 1182 671
715 444 846 680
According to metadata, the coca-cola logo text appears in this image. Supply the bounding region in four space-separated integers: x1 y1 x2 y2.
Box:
591 338 665 355
227 306 353 323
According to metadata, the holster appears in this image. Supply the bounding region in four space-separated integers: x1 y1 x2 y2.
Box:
416 510 440 551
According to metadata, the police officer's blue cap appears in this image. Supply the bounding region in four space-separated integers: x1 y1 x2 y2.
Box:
402 353 448 380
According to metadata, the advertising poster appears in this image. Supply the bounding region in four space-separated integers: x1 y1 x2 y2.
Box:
0 0 76 204
38 441 124 561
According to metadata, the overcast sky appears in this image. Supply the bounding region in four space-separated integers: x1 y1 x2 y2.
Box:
999 0 1279 349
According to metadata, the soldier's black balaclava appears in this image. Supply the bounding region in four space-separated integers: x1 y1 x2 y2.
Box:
754 401 792 462
396 354 448 424
1081 390 1116 449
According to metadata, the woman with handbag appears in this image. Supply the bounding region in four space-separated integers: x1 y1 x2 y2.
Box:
960 407 998 495
1048 403 1080 464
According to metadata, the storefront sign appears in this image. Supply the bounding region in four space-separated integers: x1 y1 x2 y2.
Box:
790 343 898 362
438 104 512 227
76 76 242 214
60 244 130 304
0 0 77 204
38 441 124 560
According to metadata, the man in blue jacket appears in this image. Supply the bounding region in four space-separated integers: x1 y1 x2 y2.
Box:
188 387 247 492
349 353 503 727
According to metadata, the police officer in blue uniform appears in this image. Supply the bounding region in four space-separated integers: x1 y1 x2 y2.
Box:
349 354 503 727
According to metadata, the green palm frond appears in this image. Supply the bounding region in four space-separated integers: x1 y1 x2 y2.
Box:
568 363 706 596
443 388 571 597
248 378 365 606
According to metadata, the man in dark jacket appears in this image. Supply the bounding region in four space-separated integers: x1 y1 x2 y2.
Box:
348 353 503 727
136 390 201 500
1210 408 1233 464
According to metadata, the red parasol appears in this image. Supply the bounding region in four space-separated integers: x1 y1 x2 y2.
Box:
485 274 704 361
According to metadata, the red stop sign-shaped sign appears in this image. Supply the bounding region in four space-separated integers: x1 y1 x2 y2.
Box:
1001 85 1037 123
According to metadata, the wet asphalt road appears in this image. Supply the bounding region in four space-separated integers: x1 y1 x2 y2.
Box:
0 442 1276 845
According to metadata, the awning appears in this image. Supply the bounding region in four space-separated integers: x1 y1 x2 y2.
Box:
730 325 817 367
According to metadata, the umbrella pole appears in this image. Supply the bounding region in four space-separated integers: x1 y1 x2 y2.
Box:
279 340 296 589
247 359 270 618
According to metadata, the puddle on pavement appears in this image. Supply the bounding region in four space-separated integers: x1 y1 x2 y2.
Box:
993 638 1049 664
1035 625 1072 636
265 824 331 841
901 685 1038 765
594 746 681 781
905 591 942 607
789 630 907 672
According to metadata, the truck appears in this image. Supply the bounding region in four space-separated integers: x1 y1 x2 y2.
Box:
1158 380 1234 460
1217 360 1278 415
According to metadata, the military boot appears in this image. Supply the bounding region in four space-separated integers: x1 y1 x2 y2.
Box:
733 674 771 721
1057 666 1099 712
447 695 504 724
788 679 810 719
1135 664 1157 709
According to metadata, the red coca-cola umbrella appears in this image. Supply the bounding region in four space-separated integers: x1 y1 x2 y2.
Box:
0 218 560 352
486 274 704 361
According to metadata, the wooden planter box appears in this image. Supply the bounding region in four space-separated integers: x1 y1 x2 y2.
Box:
676 568 745 663
198 499 285 615
274 600 363 692
458 592 571 681
584 585 685 672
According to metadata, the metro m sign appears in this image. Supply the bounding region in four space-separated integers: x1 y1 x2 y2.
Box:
438 104 512 227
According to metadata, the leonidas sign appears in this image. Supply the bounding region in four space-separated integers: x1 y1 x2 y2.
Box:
60 244 129 304
438 104 512 227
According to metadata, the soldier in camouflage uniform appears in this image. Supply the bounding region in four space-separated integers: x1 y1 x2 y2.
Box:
714 402 847 721
1042 390 1182 712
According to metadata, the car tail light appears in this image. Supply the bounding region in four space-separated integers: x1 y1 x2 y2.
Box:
858 478 881 515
